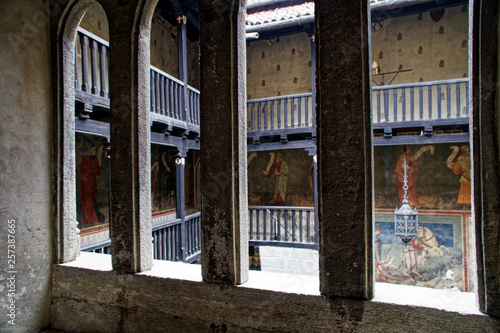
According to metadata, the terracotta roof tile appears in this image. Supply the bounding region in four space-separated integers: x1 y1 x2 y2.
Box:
246 2 314 26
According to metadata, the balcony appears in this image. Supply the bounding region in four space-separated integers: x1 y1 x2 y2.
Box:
372 78 470 145
83 207 318 261
76 28 471 262
74 28 200 139
247 93 315 144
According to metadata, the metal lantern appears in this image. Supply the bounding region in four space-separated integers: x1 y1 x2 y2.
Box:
394 146 418 245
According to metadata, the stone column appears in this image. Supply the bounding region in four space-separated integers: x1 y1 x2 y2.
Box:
106 1 156 273
199 0 248 285
471 0 500 317
315 0 373 299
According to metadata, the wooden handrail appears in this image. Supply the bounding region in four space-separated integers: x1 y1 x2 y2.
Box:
248 92 312 103
372 77 470 91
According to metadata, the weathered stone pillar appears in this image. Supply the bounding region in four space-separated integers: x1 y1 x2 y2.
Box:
471 0 500 317
315 0 373 299
199 0 249 285
106 0 156 273
52 0 92 264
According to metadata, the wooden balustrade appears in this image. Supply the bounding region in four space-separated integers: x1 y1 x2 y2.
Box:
184 212 201 259
150 66 185 121
76 28 469 135
153 218 182 261
247 93 314 133
372 78 470 125
83 207 319 260
82 212 202 262
75 29 200 128
248 206 318 249
188 86 201 126
75 28 109 98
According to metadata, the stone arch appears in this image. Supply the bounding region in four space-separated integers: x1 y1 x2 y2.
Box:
54 0 110 263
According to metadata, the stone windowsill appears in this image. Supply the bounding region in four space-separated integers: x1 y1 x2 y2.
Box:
61 251 483 316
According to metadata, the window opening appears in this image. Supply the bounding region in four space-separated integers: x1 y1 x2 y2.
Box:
75 3 111 254
245 1 318 278
149 0 201 264
370 1 476 295
77 134 110 253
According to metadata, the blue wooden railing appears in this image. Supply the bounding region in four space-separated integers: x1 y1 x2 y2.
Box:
150 66 201 127
152 211 201 262
248 206 318 249
75 29 200 128
247 93 314 135
82 212 202 263
75 28 109 98
83 206 319 260
372 78 470 125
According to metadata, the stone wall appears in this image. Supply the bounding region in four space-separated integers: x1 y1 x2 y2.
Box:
0 0 53 331
51 258 500 332
150 14 200 89
371 5 469 85
79 2 109 41
150 15 179 80
0 0 499 332
247 32 312 100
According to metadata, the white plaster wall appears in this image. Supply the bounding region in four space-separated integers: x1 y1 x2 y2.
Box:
0 0 53 331
259 246 319 276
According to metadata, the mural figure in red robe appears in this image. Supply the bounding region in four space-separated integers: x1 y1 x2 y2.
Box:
453 146 471 207
264 152 289 205
396 147 421 209
80 145 104 224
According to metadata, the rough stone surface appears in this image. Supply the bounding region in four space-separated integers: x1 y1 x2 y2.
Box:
0 0 499 332
106 0 155 273
316 0 373 299
51 264 500 332
0 0 53 331
471 0 500 317
199 0 249 285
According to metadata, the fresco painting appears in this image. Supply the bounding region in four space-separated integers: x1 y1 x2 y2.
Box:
151 146 200 216
373 143 473 291
151 144 177 215
374 144 471 210
248 149 314 207
76 133 109 231
185 149 201 212
374 213 471 291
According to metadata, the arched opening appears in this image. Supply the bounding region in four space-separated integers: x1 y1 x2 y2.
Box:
55 0 111 263
74 2 112 254
149 0 201 263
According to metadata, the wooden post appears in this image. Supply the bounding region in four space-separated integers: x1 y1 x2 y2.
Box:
178 15 189 123
89 39 98 95
99 44 107 97
80 33 89 92
176 152 187 261
310 35 316 131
